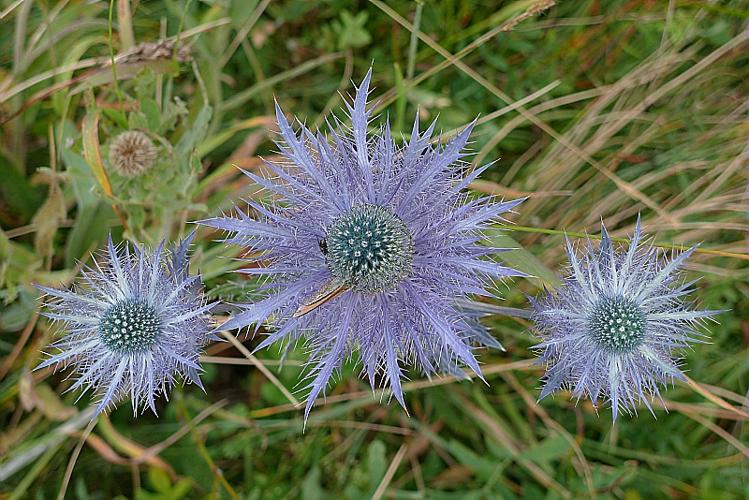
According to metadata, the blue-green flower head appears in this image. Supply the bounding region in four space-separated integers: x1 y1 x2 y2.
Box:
200 68 525 421
36 233 216 416
98 299 162 353
325 204 414 293
589 296 646 353
531 217 719 420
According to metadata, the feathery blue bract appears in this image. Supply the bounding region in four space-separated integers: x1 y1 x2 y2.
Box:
36 232 215 415
530 218 717 420
201 69 524 419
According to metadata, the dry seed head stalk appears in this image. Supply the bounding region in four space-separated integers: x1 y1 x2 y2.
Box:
117 39 192 64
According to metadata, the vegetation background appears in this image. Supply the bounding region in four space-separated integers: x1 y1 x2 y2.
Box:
1 0 748 498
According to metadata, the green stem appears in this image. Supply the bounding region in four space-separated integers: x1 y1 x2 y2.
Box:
107 0 123 104
406 1 423 80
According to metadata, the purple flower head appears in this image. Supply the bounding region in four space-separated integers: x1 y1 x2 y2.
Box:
201 69 524 420
36 232 215 416
531 218 718 420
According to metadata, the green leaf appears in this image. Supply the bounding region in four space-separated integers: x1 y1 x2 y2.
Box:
519 434 571 462
170 478 192 499
176 105 213 159
0 233 42 305
366 440 387 492
335 11 372 49
484 230 561 288
0 288 37 332
62 137 99 209
64 202 115 267
0 157 44 220
147 466 172 494
230 0 259 26
447 439 500 480
140 98 162 132
301 466 326 500
30 384 78 421
81 107 114 198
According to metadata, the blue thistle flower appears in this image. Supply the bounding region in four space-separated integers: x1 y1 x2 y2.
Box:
201 69 524 419
530 218 718 419
36 232 215 415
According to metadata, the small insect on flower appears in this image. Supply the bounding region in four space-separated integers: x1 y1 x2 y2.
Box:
201 68 524 420
530 218 718 420
108 130 158 177
36 232 216 416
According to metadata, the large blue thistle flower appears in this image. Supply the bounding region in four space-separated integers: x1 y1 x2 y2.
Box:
530 218 718 419
202 69 524 418
36 233 215 415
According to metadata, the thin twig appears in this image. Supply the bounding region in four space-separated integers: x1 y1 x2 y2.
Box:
219 0 271 68
0 307 39 380
683 375 749 420
0 0 26 21
501 224 749 261
248 359 536 419
370 0 682 225
131 401 226 464
57 416 99 500
221 331 301 407
503 372 595 496
372 444 407 500
373 0 557 112
200 355 302 367
685 413 749 456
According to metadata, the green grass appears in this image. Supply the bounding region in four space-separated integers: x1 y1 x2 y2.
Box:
1 0 748 498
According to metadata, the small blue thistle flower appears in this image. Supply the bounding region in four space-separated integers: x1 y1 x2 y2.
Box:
36 232 215 415
201 69 524 419
530 218 718 420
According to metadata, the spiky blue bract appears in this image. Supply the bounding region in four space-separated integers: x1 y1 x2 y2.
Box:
201 68 524 420
36 232 216 416
531 218 718 420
